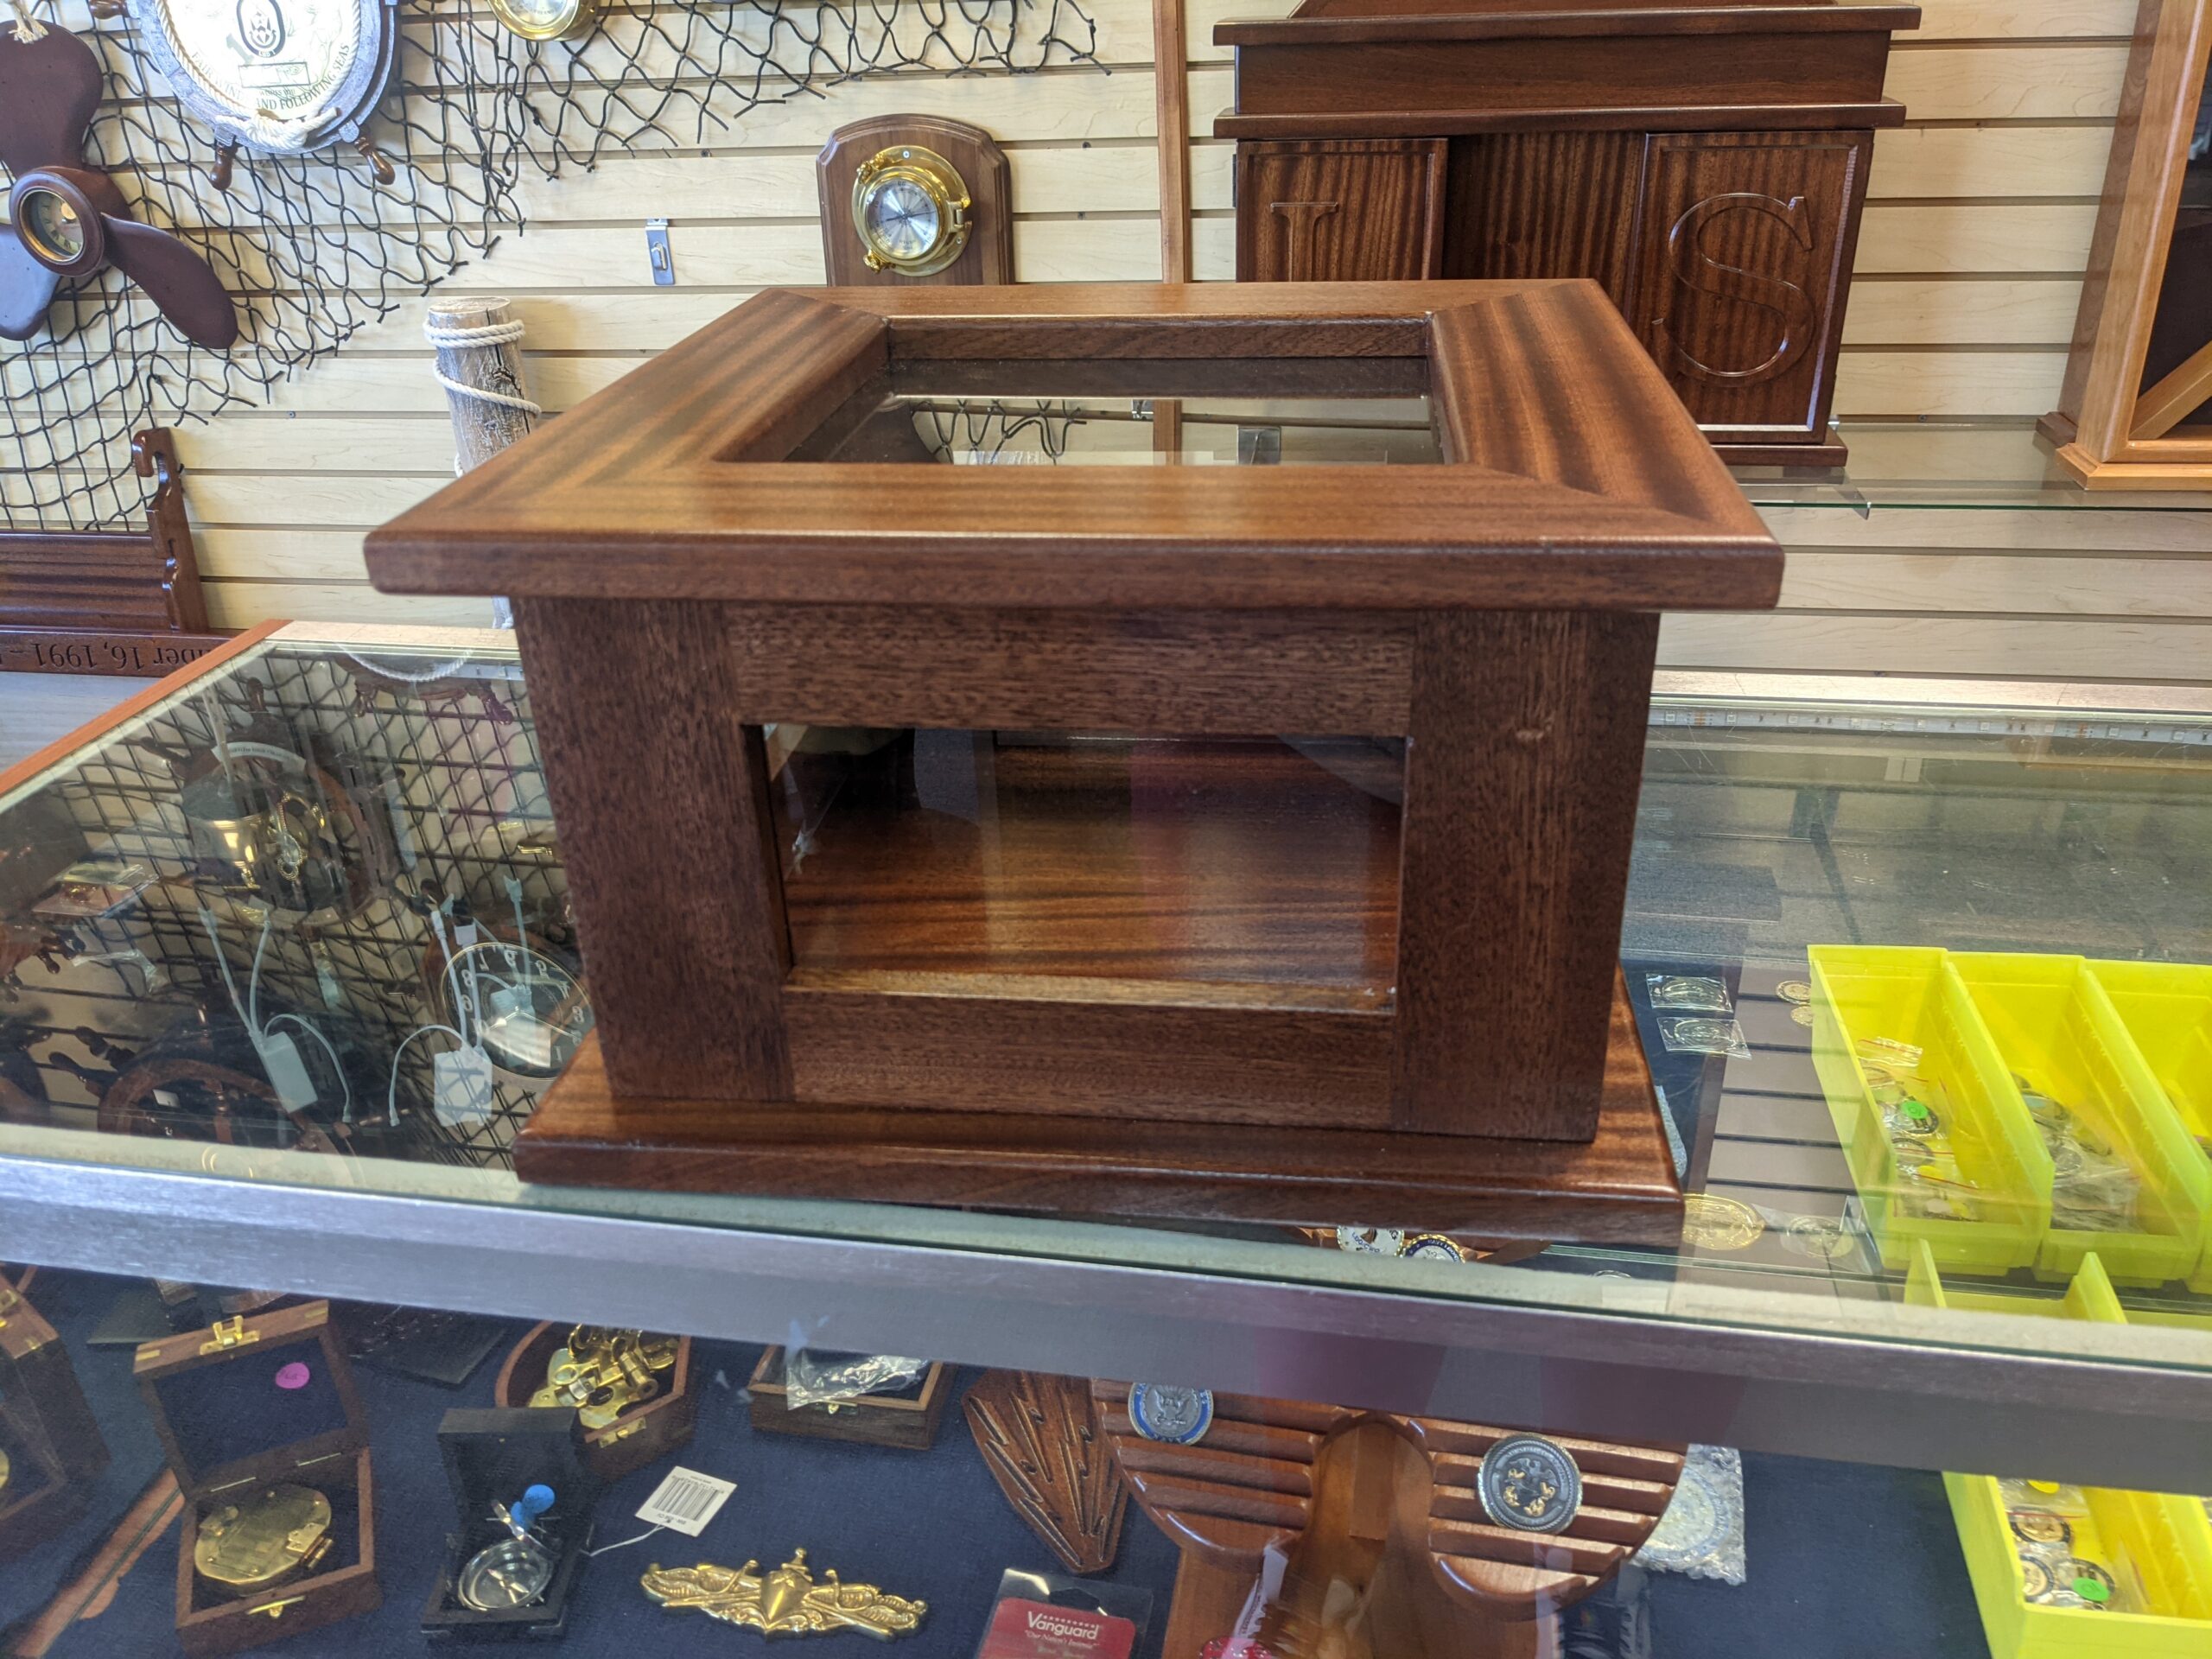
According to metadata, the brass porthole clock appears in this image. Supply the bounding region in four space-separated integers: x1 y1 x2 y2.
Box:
488 0 602 43
851 145 971 277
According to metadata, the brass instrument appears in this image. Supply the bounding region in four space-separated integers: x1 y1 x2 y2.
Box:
531 1326 677 1430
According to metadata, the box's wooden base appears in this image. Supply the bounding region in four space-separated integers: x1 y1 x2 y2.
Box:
515 982 1682 1243
2050 440 2212 491
1715 436 1848 469
747 1351 950 1450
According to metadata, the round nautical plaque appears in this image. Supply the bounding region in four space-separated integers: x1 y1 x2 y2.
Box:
1128 1383 1213 1446
130 0 398 156
1478 1434 1582 1535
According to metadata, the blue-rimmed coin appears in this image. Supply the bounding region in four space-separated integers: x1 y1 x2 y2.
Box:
1401 1234 1467 1262
1128 1383 1213 1446
1478 1434 1581 1534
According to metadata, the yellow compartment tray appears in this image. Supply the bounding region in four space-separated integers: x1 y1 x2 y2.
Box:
1808 945 2049 1274
2090 960 2212 1294
1910 1245 2212 1659
1953 954 2210 1288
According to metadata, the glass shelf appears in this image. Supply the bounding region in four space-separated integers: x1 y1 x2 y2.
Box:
795 393 2209 505
1738 420 2212 512
3 624 2209 1492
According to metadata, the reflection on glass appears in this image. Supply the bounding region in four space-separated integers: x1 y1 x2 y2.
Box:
766 728 1402 1001
3 630 2212 1371
786 359 1440 467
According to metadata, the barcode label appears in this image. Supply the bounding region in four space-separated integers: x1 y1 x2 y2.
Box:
636 1466 736 1535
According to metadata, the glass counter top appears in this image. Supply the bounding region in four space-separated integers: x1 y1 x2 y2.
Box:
3 623 2209 1487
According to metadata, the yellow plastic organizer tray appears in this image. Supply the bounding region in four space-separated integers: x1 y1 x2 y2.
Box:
1910 1245 2212 1659
1951 954 2210 1288
1808 945 2049 1274
2090 960 2212 1294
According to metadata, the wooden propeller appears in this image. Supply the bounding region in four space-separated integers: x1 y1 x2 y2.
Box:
0 22 237 349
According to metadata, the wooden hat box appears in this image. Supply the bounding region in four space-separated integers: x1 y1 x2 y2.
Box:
493 1324 696 1484
0 1275 110 1558
365 282 1783 1239
747 1349 951 1451
134 1302 380 1656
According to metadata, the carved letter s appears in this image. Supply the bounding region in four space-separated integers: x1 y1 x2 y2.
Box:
1650 192 1817 386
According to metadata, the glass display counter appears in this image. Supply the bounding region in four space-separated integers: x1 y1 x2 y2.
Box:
0 621 2209 1658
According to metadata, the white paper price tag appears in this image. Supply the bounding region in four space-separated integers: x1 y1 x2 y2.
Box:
636 1467 735 1536
432 1045 495 1128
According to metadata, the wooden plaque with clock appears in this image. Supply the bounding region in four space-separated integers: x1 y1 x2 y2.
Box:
817 115 1013 286
365 281 1782 1240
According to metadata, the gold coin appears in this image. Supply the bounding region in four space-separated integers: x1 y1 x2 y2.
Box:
1790 1005 1815 1027
1681 1193 1765 1249
1777 980 1813 1005
2008 1507 2071 1547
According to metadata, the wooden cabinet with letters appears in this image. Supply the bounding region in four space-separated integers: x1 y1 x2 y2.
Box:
1217 0 1920 464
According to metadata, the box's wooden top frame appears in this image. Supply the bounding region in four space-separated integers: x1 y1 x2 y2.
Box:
367 282 1778 613
131 1301 368 1502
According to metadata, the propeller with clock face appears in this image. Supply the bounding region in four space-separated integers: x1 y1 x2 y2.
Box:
0 24 238 350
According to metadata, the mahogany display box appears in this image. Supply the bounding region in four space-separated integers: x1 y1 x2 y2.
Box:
134 1302 380 1656
365 282 1783 1239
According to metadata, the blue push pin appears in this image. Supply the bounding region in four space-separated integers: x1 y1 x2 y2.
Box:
500 1484 555 1542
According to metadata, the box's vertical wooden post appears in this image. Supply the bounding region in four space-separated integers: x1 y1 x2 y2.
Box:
1391 609 1658 1140
512 597 792 1100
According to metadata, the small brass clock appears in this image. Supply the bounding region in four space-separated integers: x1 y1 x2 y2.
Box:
851 145 971 277
488 0 601 42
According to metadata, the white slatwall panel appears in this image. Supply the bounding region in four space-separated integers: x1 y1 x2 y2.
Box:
46 0 2202 683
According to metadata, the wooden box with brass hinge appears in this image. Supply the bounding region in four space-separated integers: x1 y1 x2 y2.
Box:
0 1274 110 1558
133 1301 381 1656
747 1348 952 1451
492 1323 696 1484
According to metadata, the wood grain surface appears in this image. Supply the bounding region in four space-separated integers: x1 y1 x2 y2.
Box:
1092 1378 1685 1622
510 598 793 1101
721 607 1414 733
1235 139 1448 281
1394 626 1658 1141
366 282 1781 611
774 738 1402 988
512 971 1681 1237
965 1370 1130 1573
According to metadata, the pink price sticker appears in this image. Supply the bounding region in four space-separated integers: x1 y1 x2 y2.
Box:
274 1362 312 1390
